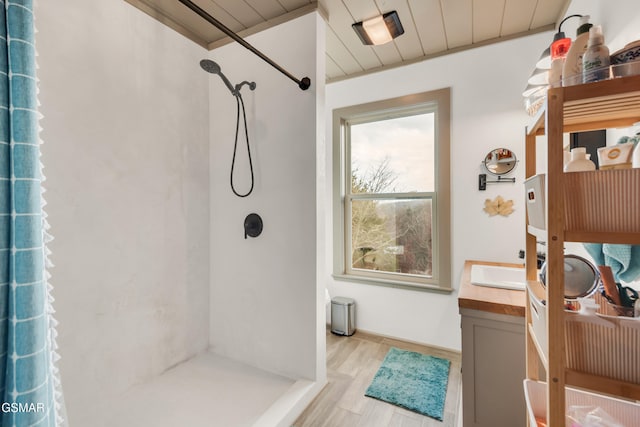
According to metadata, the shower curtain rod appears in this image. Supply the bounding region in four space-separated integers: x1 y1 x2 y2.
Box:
178 0 311 91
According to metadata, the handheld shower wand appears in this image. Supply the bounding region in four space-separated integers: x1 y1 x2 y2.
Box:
200 59 256 96
200 59 256 198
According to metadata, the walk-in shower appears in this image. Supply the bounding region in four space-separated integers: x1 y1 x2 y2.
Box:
37 0 324 424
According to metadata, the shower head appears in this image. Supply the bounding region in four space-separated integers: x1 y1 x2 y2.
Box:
200 59 221 74
200 59 236 95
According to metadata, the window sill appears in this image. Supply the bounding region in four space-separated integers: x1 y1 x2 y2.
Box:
332 274 453 294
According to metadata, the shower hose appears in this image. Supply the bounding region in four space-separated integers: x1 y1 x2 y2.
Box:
231 92 254 197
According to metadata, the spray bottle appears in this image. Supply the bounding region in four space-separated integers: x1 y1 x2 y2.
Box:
582 25 610 83
562 15 592 86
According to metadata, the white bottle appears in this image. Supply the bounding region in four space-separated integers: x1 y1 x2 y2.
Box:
549 58 563 87
564 147 596 172
632 142 640 168
582 25 610 83
548 36 571 88
563 15 592 86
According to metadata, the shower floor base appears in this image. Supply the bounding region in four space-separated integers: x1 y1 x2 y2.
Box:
103 351 297 427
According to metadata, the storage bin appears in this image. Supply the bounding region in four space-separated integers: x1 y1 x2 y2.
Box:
564 293 640 384
331 297 356 336
524 174 546 230
528 282 548 355
527 286 640 384
524 379 640 426
563 169 640 234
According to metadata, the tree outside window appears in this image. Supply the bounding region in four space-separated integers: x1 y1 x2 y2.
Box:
333 89 451 291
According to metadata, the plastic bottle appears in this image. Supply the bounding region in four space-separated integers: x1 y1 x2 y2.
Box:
632 141 640 168
548 34 572 87
564 147 596 172
562 15 592 86
563 150 571 167
582 25 610 83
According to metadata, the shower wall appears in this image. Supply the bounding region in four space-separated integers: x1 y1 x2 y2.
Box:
208 12 325 382
35 0 209 424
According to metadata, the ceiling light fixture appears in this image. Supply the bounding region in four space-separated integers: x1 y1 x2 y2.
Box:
352 11 404 46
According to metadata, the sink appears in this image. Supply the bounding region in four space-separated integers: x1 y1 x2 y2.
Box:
470 264 526 291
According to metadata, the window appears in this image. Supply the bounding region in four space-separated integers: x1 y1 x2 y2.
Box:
332 89 451 291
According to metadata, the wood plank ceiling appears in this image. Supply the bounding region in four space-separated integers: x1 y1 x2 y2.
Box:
125 0 572 82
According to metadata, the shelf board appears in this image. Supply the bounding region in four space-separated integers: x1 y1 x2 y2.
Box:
566 369 640 400
562 74 640 102
527 75 640 136
564 231 640 244
527 226 640 245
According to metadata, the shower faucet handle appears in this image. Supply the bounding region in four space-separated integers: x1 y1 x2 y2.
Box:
244 213 263 239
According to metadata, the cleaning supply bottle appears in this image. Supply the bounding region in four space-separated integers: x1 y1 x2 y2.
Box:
564 147 596 172
632 138 640 168
548 33 572 87
563 15 592 86
582 25 610 83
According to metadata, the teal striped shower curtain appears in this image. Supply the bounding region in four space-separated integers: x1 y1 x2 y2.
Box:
1 1 63 426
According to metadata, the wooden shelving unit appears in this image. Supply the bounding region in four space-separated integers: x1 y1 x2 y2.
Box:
524 74 640 426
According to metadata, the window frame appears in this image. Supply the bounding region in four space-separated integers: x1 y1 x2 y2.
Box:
332 89 452 292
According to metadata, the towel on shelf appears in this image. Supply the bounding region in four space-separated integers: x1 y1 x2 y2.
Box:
584 243 640 283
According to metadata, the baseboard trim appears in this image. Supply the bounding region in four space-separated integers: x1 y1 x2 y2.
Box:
332 326 462 356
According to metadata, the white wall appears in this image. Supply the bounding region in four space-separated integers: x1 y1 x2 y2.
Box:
325 33 552 351
562 0 640 52
35 1 210 424
208 13 324 382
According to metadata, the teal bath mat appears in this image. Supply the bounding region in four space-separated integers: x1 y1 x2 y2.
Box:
365 347 451 420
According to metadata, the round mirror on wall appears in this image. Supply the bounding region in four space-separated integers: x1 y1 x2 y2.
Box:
484 148 517 175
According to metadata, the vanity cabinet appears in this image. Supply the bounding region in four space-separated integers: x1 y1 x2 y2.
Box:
458 261 527 427
460 309 526 427
524 75 640 425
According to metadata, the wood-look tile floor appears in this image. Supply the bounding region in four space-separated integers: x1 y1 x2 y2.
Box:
294 330 462 427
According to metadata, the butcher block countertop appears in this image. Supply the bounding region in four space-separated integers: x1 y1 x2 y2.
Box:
458 260 526 317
